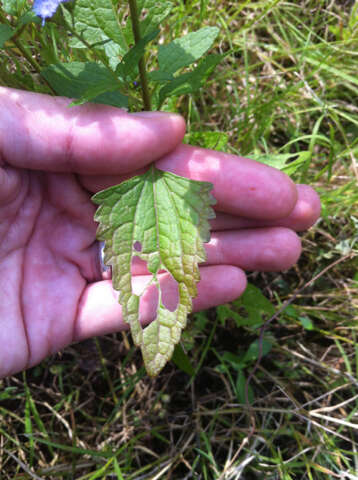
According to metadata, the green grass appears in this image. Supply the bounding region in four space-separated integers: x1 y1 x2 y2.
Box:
1 0 358 478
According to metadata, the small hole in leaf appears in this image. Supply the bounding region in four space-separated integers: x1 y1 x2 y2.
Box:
133 241 142 252
160 271 179 312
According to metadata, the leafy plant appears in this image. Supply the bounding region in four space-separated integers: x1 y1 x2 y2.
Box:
215 337 273 404
2 0 221 375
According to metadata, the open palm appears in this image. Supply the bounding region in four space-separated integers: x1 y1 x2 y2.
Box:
0 88 320 378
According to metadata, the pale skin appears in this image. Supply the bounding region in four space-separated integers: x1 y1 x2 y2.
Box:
0 87 321 379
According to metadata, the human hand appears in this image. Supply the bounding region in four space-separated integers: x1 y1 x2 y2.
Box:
0 88 320 379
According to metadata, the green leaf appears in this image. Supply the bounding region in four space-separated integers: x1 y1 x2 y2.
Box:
251 151 310 176
158 54 223 105
103 40 123 70
299 316 314 330
236 370 254 404
148 70 175 83
184 131 229 152
62 0 127 55
216 304 243 326
139 0 173 36
0 24 14 48
90 0 127 51
116 29 159 81
41 62 128 109
123 0 173 44
62 0 104 48
232 283 275 327
242 338 273 365
92 166 216 376
69 82 128 108
158 26 219 75
220 351 243 369
171 344 195 376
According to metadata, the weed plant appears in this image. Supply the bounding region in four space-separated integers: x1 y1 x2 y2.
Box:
0 0 358 478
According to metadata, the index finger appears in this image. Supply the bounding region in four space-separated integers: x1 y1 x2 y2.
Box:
0 87 186 174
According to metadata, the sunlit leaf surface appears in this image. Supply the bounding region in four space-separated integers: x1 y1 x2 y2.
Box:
92 166 215 376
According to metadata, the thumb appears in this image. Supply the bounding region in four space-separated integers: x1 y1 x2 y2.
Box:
0 87 186 175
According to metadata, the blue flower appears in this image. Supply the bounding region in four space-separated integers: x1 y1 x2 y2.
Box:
33 0 72 26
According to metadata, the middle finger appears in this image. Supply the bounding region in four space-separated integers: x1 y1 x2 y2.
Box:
130 226 302 275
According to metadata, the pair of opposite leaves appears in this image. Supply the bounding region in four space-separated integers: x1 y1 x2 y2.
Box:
92 165 216 376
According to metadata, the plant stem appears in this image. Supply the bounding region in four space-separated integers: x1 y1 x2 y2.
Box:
128 0 151 111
